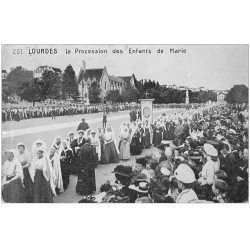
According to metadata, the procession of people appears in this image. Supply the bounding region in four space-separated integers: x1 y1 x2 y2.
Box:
1 103 249 203
2 100 142 122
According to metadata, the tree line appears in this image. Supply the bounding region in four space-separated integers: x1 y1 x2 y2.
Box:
2 66 248 105
3 65 80 104
106 78 218 104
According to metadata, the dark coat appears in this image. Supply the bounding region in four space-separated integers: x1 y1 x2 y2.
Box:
77 121 89 132
70 138 85 154
78 143 96 170
76 143 96 195
163 124 175 140
230 161 248 202
219 153 237 181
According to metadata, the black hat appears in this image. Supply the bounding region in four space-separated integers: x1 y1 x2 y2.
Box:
136 155 152 166
112 165 134 177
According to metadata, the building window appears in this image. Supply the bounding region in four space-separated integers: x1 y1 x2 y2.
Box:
105 82 106 90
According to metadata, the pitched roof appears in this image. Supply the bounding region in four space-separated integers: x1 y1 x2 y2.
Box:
2 70 7 73
52 67 62 73
108 75 126 84
118 76 132 85
37 66 49 70
36 66 61 73
78 68 104 82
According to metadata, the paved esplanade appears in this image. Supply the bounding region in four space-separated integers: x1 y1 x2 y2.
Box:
2 108 186 203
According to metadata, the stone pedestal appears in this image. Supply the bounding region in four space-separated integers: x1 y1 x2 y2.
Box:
139 99 154 123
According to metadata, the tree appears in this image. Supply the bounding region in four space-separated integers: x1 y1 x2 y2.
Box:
19 78 44 105
225 84 248 104
121 83 140 102
106 90 122 102
62 65 79 99
2 88 12 103
40 70 62 100
89 81 101 103
6 66 33 93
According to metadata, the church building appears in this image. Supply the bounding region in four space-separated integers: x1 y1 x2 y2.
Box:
77 60 136 103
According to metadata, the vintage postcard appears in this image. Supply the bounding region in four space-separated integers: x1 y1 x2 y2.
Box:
1 44 248 203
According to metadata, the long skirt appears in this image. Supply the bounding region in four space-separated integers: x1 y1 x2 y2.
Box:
23 168 34 203
130 138 142 155
76 167 96 195
100 140 107 164
33 170 53 203
70 152 78 175
2 177 26 203
61 161 70 190
144 130 151 148
103 141 119 164
119 140 130 160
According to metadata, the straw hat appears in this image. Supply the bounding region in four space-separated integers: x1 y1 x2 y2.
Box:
174 164 196 184
204 143 218 157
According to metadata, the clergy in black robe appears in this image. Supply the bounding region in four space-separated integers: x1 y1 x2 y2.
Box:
144 125 151 148
153 124 163 147
163 122 175 140
130 129 142 155
138 124 145 149
76 139 96 195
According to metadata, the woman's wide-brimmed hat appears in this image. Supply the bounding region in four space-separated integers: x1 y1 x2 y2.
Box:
204 143 218 157
132 173 148 183
174 164 196 184
112 165 134 177
130 182 149 193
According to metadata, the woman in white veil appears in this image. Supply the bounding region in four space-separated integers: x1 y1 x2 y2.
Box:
31 139 47 160
15 143 34 202
90 130 101 162
2 149 26 203
49 135 64 193
118 122 127 140
84 129 91 140
33 148 55 202
103 124 119 163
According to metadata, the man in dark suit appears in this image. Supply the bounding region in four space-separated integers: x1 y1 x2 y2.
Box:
219 143 237 181
76 138 96 195
230 148 248 202
103 112 107 130
77 118 89 132
129 110 137 123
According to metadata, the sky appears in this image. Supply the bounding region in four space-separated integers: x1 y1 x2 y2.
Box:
1 44 248 90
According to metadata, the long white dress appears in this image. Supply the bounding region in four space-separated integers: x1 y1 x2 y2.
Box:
119 131 130 160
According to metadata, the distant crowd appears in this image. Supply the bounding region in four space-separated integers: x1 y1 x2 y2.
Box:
2 101 141 122
1 100 199 122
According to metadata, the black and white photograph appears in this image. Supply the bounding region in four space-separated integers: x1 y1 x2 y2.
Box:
1 44 248 204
